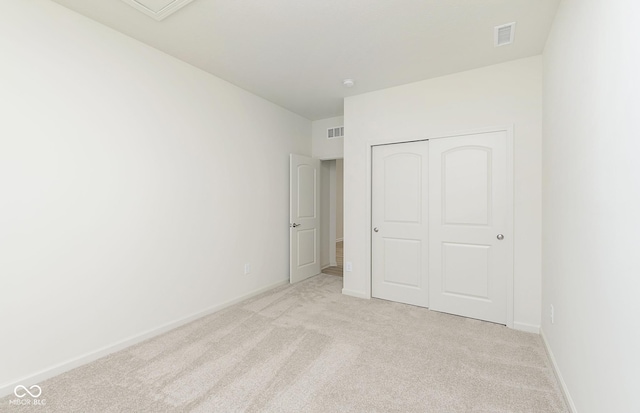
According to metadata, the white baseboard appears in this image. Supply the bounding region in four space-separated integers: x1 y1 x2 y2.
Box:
540 328 577 413
329 261 337 267
513 321 540 334
341 288 370 299
321 264 331 270
0 279 289 398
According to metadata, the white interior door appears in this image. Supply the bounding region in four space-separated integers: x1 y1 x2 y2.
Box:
290 154 321 283
371 141 429 307
428 131 512 324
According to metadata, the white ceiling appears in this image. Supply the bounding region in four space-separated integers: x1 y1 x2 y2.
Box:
51 0 560 120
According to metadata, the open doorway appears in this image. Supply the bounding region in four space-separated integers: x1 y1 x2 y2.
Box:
320 159 344 276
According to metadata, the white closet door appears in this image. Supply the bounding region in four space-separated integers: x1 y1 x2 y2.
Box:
428 131 512 324
371 141 429 307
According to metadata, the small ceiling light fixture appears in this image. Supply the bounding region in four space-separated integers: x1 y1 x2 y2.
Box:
342 79 355 88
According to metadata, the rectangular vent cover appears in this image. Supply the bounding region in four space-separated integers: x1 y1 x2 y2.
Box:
327 126 344 139
120 0 194 21
494 22 516 47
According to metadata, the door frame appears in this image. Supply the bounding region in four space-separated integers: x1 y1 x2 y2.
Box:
366 125 514 328
319 159 339 270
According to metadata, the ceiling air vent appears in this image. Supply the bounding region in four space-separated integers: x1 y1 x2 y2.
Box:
494 22 516 47
120 0 195 21
327 126 344 139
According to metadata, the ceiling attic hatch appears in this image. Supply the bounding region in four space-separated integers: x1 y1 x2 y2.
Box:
494 22 516 46
120 0 194 21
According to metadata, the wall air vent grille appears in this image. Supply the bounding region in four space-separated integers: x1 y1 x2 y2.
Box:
494 22 516 47
327 126 344 139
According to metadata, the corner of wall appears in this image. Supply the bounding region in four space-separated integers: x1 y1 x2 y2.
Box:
540 328 577 413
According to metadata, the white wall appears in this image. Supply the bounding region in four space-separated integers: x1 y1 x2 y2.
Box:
336 159 344 241
314 115 344 263
320 161 331 268
312 116 344 160
320 160 339 268
542 0 640 411
328 162 338 266
0 0 310 395
343 57 543 330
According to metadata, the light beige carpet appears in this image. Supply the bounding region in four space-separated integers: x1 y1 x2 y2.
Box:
1 274 567 412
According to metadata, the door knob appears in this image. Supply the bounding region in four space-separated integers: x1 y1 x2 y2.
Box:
373 227 379 232
291 223 301 228
497 234 504 240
